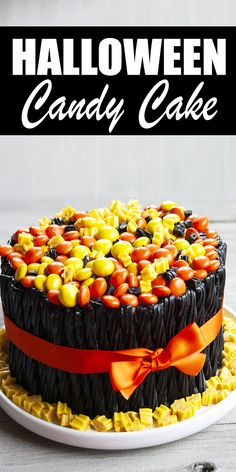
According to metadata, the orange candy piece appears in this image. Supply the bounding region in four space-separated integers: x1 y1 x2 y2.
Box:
136 217 146 229
47 290 61 305
46 225 64 238
11 257 25 269
127 273 139 287
193 269 208 279
90 278 107 298
78 286 90 306
131 247 151 263
63 231 80 241
29 226 45 236
47 262 64 275
24 247 43 264
192 216 208 232
192 256 210 270
80 236 96 248
119 232 136 243
138 293 158 305
176 266 194 281
109 268 128 287
170 207 185 220
152 286 171 297
21 276 35 288
207 260 221 272
56 255 68 263
152 248 173 266
152 275 166 287
102 295 120 309
173 260 188 268
0 244 14 257
33 235 49 246
119 293 138 306
114 283 129 298
56 241 73 255
169 278 186 297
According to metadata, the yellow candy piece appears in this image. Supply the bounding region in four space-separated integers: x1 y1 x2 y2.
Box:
186 393 201 410
27 263 40 272
61 266 75 284
118 252 132 267
92 258 115 277
174 239 190 251
127 219 138 233
141 264 157 281
31 402 46 419
177 404 195 421
56 205 76 221
64 257 83 272
160 201 177 211
42 403 57 423
139 408 153 427
15 263 28 282
12 389 28 408
70 240 81 247
217 376 236 391
92 239 112 255
133 237 150 248
158 415 178 427
97 225 119 242
48 235 64 248
23 395 42 413
153 257 169 275
38 262 49 275
143 209 159 220
191 243 205 258
34 275 47 291
70 414 91 431
163 213 180 231
153 405 171 421
81 277 94 287
45 274 62 291
206 376 221 389
81 217 97 228
140 280 152 293
41 256 54 263
59 284 79 308
111 241 133 258
152 232 164 248
145 218 162 234
171 398 186 415
74 268 93 282
104 215 119 228
127 262 138 275
90 415 113 432
70 245 91 259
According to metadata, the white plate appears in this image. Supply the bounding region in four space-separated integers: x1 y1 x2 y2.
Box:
0 305 236 450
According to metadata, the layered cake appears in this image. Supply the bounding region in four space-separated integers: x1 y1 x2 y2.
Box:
0 200 226 422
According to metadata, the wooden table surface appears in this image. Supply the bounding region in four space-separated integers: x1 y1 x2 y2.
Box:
0 216 235 472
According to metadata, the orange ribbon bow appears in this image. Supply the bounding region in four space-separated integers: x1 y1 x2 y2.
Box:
109 308 223 399
4 307 222 400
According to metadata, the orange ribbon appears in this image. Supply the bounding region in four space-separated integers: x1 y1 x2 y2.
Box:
4 307 223 400
109 307 223 399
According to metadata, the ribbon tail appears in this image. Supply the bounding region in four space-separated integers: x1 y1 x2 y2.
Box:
110 360 150 400
174 352 206 376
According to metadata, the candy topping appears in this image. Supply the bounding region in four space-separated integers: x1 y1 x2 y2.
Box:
0 200 222 309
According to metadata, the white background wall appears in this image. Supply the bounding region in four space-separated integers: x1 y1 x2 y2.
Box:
0 0 235 234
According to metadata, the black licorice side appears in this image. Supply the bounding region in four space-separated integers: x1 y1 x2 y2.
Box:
0 243 227 418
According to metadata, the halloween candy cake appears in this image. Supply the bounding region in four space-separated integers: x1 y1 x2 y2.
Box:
0 200 227 428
